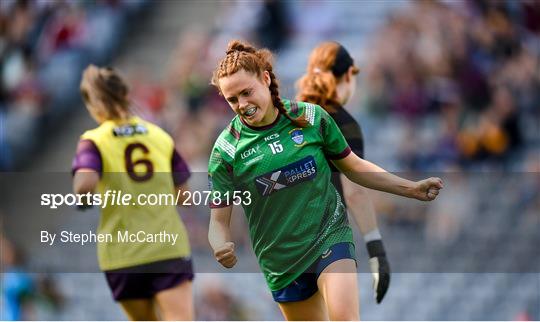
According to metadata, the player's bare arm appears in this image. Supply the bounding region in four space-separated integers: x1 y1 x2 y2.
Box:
73 168 100 195
332 152 443 201
174 182 190 206
209 205 237 268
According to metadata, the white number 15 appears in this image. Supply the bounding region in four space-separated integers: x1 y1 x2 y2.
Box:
268 141 283 154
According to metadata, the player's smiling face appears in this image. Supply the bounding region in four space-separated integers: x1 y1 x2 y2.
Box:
219 69 277 127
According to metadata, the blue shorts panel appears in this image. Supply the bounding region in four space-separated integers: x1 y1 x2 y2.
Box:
271 242 356 303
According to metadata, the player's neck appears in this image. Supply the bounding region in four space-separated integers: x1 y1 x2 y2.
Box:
108 114 134 124
259 106 279 127
335 83 350 106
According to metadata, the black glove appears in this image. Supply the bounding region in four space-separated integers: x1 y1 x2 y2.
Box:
366 239 391 304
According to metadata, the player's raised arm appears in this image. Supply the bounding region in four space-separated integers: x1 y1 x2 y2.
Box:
209 206 237 268
331 152 443 201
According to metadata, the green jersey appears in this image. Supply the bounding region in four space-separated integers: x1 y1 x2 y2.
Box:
208 99 354 291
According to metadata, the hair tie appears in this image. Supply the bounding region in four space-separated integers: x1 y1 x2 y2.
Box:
313 67 321 74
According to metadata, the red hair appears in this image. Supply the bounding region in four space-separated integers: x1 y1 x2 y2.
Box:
296 42 359 112
212 40 308 128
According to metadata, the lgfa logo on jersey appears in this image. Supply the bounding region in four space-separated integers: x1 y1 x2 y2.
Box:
241 144 261 160
289 128 305 146
241 144 265 166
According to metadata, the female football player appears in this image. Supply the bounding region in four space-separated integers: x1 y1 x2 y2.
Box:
72 65 194 321
208 40 442 320
296 41 390 304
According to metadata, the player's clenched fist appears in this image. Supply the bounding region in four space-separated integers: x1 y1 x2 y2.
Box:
412 177 444 201
214 241 237 268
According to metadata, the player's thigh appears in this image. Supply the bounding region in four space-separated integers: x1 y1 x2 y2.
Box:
154 280 194 321
277 290 329 321
317 258 359 321
118 298 158 321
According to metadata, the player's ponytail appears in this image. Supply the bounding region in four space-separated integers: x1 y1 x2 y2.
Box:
296 69 339 112
296 42 359 113
80 65 130 120
212 40 308 128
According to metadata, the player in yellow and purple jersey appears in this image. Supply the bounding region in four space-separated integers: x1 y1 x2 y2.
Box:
296 42 391 304
72 65 193 320
207 40 443 320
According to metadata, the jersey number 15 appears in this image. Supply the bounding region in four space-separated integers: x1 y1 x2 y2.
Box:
268 141 283 154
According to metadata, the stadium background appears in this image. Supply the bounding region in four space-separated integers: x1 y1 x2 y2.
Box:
0 0 538 320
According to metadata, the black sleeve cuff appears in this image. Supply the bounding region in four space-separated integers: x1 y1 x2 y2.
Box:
366 239 386 258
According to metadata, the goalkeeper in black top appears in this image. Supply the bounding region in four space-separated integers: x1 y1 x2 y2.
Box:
296 41 390 304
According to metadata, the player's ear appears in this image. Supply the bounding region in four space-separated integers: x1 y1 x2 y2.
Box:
346 66 357 83
344 69 352 83
262 70 271 87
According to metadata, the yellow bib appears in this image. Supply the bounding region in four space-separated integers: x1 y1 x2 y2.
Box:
81 117 190 270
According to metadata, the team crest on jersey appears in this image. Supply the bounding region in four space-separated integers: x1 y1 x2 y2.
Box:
289 128 305 146
255 156 317 196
